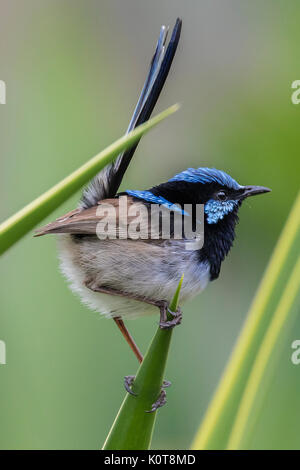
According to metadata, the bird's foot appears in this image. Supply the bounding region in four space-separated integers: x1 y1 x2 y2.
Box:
124 375 171 395
146 389 167 413
146 380 172 413
124 375 171 411
159 302 182 329
124 375 137 396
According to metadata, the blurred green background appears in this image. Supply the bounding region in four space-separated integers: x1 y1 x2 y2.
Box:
0 0 299 449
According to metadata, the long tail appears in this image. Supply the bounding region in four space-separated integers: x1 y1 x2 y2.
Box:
80 18 182 209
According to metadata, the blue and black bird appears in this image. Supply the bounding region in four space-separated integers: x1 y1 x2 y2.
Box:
36 19 270 407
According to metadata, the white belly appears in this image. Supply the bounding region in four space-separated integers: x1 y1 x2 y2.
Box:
58 235 210 319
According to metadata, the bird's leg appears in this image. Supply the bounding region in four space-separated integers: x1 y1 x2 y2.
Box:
113 317 143 396
85 281 175 411
113 317 143 364
85 281 182 330
113 311 171 411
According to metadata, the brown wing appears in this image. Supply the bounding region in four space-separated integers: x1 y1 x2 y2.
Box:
34 197 151 238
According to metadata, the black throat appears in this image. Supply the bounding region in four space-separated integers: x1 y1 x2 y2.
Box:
149 180 240 281
199 210 239 280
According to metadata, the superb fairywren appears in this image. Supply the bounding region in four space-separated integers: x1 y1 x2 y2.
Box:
35 19 270 408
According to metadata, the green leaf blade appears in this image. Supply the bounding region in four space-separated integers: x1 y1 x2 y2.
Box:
192 191 300 450
0 104 179 255
102 275 184 450
227 255 300 449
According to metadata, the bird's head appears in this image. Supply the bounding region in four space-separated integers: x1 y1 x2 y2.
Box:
125 167 270 279
128 167 271 227
165 167 271 225
134 167 271 280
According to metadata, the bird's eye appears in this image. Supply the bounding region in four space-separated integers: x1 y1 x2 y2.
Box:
216 190 227 201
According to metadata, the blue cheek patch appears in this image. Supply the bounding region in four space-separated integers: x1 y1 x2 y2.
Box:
204 199 238 224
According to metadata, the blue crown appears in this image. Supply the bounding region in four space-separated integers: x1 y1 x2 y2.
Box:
169 167 241 190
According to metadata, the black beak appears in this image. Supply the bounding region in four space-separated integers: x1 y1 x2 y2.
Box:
241 185 271 199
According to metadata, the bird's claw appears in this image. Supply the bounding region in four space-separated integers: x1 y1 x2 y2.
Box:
162 380 171 388
124 375 171 412
124 375 137 396
159 306 182 329
146 380 171 413
146 389 167 413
